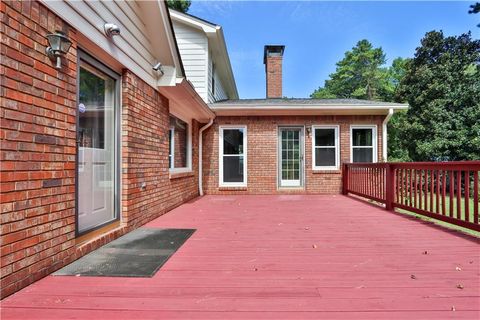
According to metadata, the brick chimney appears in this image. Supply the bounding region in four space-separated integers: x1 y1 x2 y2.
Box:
264 45 285 99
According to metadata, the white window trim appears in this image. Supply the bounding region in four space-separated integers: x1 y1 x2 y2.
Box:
169 126 174 170
312 125 340 171
219 125 247 187
350 125 378 163
169 114 192 174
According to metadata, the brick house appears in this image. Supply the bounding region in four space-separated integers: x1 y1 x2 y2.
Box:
0 0 221 298
201 45 407 194
0 2 406 298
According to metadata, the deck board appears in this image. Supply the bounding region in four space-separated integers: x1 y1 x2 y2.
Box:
2 195 479 319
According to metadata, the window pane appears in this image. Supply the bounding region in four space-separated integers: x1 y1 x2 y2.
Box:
170 116 188 168
169 129 173 168
352 128 373 146
78 67 114 149
223 129 244 155
315 129 335 147
315 148 336 167
353 148 373 162
223 156 244 183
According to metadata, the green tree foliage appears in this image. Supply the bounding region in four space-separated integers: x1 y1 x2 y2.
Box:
166 0 191 13
308 40 413 161
469 2 480 14
397 31 480 161
469 2 480 27
385 58 412 162
311 40 392 100
387 110 411 162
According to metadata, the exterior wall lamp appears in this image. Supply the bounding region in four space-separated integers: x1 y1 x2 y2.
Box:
306 126 311 136
45 31 72 69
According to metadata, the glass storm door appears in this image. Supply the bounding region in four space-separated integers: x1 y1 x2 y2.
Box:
77 55 118 234
279 127 304 187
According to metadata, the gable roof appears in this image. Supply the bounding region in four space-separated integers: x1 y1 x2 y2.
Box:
169 9 239 100
209 98 408 116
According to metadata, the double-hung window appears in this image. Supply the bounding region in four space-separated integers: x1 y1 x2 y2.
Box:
219 126 247 187
169 115 191 172
312 126 339 170
351 125 377 163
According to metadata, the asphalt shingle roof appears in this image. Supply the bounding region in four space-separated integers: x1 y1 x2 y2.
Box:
210 98 407 107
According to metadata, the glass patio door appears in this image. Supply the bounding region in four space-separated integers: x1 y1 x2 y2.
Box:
77 53 119 234
279 127 304 187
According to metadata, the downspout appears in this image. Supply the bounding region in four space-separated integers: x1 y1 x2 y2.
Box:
382 108 394 162
199 118 214 196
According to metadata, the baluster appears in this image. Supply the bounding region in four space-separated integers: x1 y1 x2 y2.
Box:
436 170 440 214
430 170 434 212
424 170 428 211
442 171 446 215
456 171 461 220
449 171 454 217
474 171 479 224
465 171 470 223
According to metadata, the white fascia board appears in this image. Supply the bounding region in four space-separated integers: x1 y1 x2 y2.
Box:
156 1 184 78
169 10 217 33
211 104 408 110
210 28 239 99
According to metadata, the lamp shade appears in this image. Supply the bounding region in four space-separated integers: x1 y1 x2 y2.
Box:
46 31 72 54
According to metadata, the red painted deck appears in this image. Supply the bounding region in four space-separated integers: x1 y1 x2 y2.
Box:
2 195 479 319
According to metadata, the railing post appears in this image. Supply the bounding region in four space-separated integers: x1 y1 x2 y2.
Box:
342 163 349 195
385 163 394 211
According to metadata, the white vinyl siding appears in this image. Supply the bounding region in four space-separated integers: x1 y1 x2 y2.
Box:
172 21 209 102
208 56 228 103
43 0 160 87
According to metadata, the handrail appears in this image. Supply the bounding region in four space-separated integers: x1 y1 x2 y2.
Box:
343 161 480 232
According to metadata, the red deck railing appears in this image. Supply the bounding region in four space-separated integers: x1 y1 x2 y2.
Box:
342 161 480 232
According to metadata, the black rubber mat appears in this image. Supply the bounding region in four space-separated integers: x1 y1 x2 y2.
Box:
54 228 195 277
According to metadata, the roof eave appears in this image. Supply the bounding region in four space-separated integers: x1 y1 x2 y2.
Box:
209 27 239 99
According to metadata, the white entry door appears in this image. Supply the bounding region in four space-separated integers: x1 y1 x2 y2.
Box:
279 127 304 188
77 53 118 234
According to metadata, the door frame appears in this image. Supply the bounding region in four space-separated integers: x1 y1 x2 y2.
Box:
277 126 305 189
75 49 121 237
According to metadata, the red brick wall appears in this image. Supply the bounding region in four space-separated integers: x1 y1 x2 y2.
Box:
0 1 201 298
1 0 78 298
202 115 384 195
121 70 200 229
266 56 282 98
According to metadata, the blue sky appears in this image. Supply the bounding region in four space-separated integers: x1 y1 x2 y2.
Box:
188 1 479 99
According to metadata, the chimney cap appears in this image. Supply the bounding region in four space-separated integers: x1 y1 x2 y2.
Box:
264 45 285 64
